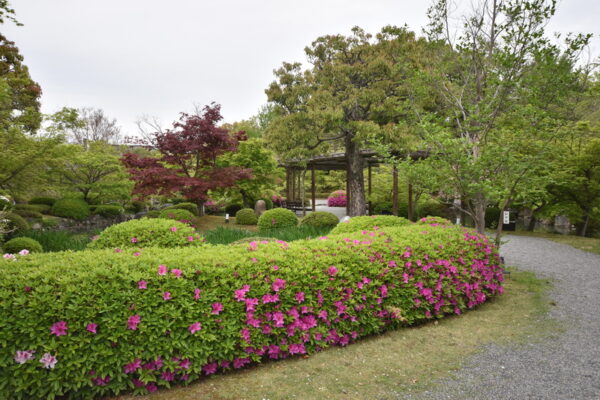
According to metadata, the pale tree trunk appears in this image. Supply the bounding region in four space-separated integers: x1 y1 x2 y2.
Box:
345 134 366 216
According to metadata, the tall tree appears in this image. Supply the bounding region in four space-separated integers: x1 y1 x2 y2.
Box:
121 104 252 215
67 108 121 145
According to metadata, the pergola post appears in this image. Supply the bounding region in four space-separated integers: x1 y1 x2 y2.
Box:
311 165 316 212
368 164 372 216
392 165 399 216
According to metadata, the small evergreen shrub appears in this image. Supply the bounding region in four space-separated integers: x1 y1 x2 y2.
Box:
300 211 339 228
3 237 43 253
257 208 298 231
330 215 412 234
164 202 199 216
93 205 124 218
327 190 347 207
87 218 203 250
416 216 453 226
28 197 56 207
51 198 91 220
4 212 30 234
13 209 43 219
159 208 196 222
41 218 58 228
144 210 161 218
17 204 51 214
125 200 146 214
225 203 243 215
236 208 258 225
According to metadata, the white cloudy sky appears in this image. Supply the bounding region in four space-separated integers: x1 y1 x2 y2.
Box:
4 0 599 137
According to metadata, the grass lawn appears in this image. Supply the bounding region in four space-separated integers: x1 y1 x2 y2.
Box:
506 231 600 255
193 215 259 233
116 268 557 400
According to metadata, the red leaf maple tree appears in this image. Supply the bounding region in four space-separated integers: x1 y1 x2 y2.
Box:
122 104 252 215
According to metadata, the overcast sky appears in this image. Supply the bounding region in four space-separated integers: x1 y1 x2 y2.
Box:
4 0 599 137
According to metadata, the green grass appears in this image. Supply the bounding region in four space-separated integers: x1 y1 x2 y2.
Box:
507 230 600 255
116 268 557 400
14 230 92 252
202 225 333 245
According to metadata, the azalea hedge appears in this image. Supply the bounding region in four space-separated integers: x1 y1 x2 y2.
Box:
0 223 504 399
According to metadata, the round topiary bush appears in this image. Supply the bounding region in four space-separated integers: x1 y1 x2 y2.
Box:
327 190 347 207
225 203 243 216
4 212 30 234
416 216 453 226
300 211 339 228
3 237 43 253
158 208 195 222
164 202 199 216
235 208 258 225
87 218 203 249
29 197 56 207
51 198 91 220
124 201 146 214
93 205 124 218
257 208 298 231
13 209 43 220
330 215 412 234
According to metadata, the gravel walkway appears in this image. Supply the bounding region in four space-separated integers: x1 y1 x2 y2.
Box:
405 234 600 400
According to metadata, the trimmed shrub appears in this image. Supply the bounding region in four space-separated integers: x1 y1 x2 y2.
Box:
13 209 43 219
158 208 196 222
225 203 243 216
0 223 503 399
144 210 161 218
300 211 339 228
327 190 347 207
17 204 51 214
51 198 91 220
87 218 203 250
41 218 58 228
124 201 146 214
93 205 124 218
164 202 199 216
330 215 412 234
3 236 43 253
416 216 453 226
28 197 56 207
4 212 30 234
257 208 298 231
236 208 258 225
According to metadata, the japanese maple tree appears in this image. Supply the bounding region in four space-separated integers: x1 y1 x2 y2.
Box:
122 104 252 215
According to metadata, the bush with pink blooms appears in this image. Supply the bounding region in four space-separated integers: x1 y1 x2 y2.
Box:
330 215 412 235
416 216 453 226
327 190 347 207
0 223 504 399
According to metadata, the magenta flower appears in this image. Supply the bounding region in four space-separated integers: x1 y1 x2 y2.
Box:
123 359 142 374
211 302 223 315
50 321 68 336
133 251 141 257
3 253 15 260
289 343 306 355
39 353 58 369
161 371 175 381
327 266 338 276
202 362 217 375
170 226 177 232
158 264 167 275
295 292 305 303
138 280 147 289
179 359 191 369
14 350 35 364
130 237 138 243
171 268 182 278
187 236 194 241
194 288 201 300
234 284 250 301
188 321 202 334
146 383 158 392
86 323 97 334
163 291 171 301
272 265 280 271
272 278 286 292
127 314 141 330
114 248 122 253
18 249 29 256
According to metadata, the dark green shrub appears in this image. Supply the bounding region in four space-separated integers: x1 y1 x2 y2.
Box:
0 224 503 399
144 210 161 218
3 237 43 253
125 200 146 213
88 218 203 250
13 209 43 219
28 197 56 207
158 208 195 222
93 205 124 218
4 212 30 234
41 218 58 228
330 215 412 234
17 204 51 214
300 211 339 228
51 198 91 220
485 207 501 229
257 208 298 231
164 202 199 216
235 208 258 225
225 203 243 215
416 200 448 219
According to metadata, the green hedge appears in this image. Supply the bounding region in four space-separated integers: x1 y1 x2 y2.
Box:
300 211 339 228
235 208 258 225
158 208 195 222
330 215 412 234
12 209 43 220
257 208 298 231
93 205 124 218
29 197 56 207
164 202 199 216
15 204 51 214
4 212 30 235
88 218 203 250
51 198 91 221
0 224 504 398
3 237 43 253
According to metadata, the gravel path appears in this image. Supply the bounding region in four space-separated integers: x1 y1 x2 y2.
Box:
405 234 600 400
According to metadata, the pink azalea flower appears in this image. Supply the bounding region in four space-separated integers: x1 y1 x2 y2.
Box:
211 302 223 315
163 291 171 301
39 353 58 369
170 226 177 232
123 359 142 374
171 268 182 278
295 292 305 303
114 248 122 253
179 359 191 369
158 264 167 275
146 383 158 392
127 314 141 330
133 252 141 257
202 362 217 375
327 266 338 276
194 288 201 300
272 278 286 292
50 321 68 336
3 253 15 260
161 371 175 381
138 280 147 289
18 249 29 256
130 237 138 243
187 236 194 241
14 350 35 364
86 323 97 334
272 265 279 271
188 321 202 334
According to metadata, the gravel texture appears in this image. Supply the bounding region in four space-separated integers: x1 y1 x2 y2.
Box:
404 234 600 400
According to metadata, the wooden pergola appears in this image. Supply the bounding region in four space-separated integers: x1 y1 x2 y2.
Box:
281 150 428 217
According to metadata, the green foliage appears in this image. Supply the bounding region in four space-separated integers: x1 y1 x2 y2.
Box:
0 223 503 398
144 210 161 218
164 202 199 216
12 208 43 219
259 198 274 210
93 205 124 218
235 208 258 225
29 197 56 207
416 199 448 219
0 195 13 210
225 203 243 215
485 207 501 229
330 215 412 234
87 218 202 250
51 198 91 220
15 230 90 252
203 226 255 245
158 208 195 222
40 217 58 228
258 208 298 231
16 203 51 214
300 211 339 228
124 200 146 214
4 212 29 234
416 216 452 226
3 236 42 253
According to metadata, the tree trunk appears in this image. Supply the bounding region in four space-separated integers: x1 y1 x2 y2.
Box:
196 200 205 217
473 192 487 234
527 213 536 231
580 212 590 237
407 183 414 221
345 134 366 216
